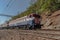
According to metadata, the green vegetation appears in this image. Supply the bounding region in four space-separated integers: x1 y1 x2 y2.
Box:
11 0 60 20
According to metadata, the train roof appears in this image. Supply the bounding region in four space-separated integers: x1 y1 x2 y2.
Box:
29 13 41 18
9 16 27 23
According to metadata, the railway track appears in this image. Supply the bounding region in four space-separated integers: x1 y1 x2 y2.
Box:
18 29 60 40
0 29 60 40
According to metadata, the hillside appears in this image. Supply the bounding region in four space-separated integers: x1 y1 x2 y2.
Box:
41 10 60 29
11 0 60 20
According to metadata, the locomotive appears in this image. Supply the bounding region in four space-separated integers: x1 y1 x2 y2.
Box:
1 13 41 30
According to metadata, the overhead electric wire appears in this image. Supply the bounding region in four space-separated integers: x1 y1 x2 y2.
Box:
0 14 13 17
3 0 12 11
6 0 12 7
6 0 16 9
0 0 16 17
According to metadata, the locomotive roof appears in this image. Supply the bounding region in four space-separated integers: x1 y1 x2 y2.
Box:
29 13 41 18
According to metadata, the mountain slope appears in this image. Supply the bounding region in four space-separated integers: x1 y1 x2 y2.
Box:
41 10 60 29
11 0 60 20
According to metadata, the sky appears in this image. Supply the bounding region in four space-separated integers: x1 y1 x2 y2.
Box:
0 0 31 24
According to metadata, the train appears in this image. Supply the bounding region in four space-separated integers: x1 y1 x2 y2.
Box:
0 14 41 30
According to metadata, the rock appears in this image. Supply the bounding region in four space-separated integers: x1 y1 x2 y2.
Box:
41 10 60 29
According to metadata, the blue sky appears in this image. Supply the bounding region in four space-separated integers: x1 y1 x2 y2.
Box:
0 0 31 24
